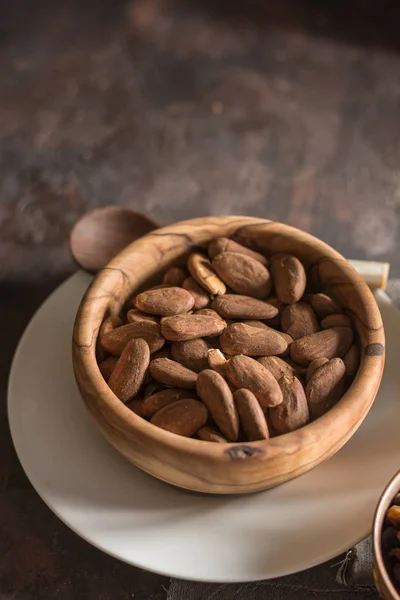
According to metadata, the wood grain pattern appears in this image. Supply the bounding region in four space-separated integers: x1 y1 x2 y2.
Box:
72 216 385 494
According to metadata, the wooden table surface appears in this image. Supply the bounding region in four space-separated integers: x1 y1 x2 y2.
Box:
1 0 400 597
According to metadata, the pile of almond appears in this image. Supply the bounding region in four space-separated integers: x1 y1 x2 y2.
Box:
381 493 400 590
97 237 359 443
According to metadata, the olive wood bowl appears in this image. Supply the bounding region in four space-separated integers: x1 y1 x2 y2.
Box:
72 216 385 494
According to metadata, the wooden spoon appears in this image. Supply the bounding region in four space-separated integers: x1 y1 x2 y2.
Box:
69 206 389 288
70 206 160 273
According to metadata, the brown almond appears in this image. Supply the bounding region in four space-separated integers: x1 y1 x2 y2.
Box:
126 398 144 417
225 355 283 407
197 426 228 443
135 287 194 316
101 321 165 356
306 357 329 382
171 338 213 372
208 237 268 265
257 356 297 381
141 388 196 418
187 253 226 295
98 316 123 358
270 254 306 304
196 369 239 441
194 308 224 319
321 314 353 329
343 344 360 377
281 302 319 340
290 327 354 366
234 389 270 441
207 348 228 375
306 357 346 419
220 322 287 357
108 338 150 403
127 309 159 324
182 277 210 310
211 295 278 320
163 267 187 287
270 376 310 434
149 357 197 389
150 399 208 437
311 293 342 318
98 356 118 381
161 314 226 342
212 252 272 299
276 332 293 357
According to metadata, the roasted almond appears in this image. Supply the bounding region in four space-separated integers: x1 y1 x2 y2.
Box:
162 266 187 287
234 388 270 441
212 252 272 299
141 388 196 418
127 309 159 324
149 357 197 389
150 399 208 436
306 357 346 419
311 293 342 318
182 277 210 310
108 338 150 403
197 426 228 443
343 344 360 377
171 338 214 372
208 237 268 265
281 302 319 340
321 314 353 329
135 286 194 316
187 253 226 295
290 327 354 366
257 355 297 381
207 348 228 375
99 315 123 340
306 357 329 382
220 322 287 357
270 376 310 434
161 314 226 341
276 332 293 357
225 355 283 408
194 308 224 319
270 254 306 304
98 356 118 381
101 321 165 355
196 369 239 441
211 294 278 320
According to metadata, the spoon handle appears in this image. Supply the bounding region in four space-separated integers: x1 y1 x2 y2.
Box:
348 259 390 290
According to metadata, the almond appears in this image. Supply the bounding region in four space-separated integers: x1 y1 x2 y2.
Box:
171 338 214 372
211 294 278 320
187 253 226 295
108 338 150 403
306 357 346 419
207 348 228 375
98 356 118 381
281 302 319 340
306 357 329 382
182 277 210 310
234 389 270 441
150 399 208 436
225 355 283 407
197 426 228 443
257 356 297 381
321 314 353 329
194 308 224 319
135 286 194 316
212 252 272 298
220 322 287 356
270 254 306 304
270 376 310 433
162 266 187 287
161 314 226 341
208 237 268 265
196 369 239 441
311 293 342 318
126 309 159 324
141 388 196 418
343 344 360 377
101 321 165 355
99 315 123 340
149 357 197 389
290 327 354 366
276 332 293 357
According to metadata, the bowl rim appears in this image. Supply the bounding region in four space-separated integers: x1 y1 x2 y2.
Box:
72 215 385 465
373 469 400 600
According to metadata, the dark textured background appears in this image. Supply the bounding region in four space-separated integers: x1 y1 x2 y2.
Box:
1 0 400 597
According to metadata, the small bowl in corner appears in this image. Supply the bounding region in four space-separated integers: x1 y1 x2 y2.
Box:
72 216 385 495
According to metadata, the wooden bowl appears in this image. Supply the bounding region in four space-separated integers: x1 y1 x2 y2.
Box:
373 470 400 600
72 216 385 494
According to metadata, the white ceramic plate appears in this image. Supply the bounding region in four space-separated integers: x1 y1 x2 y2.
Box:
8 272 400 583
